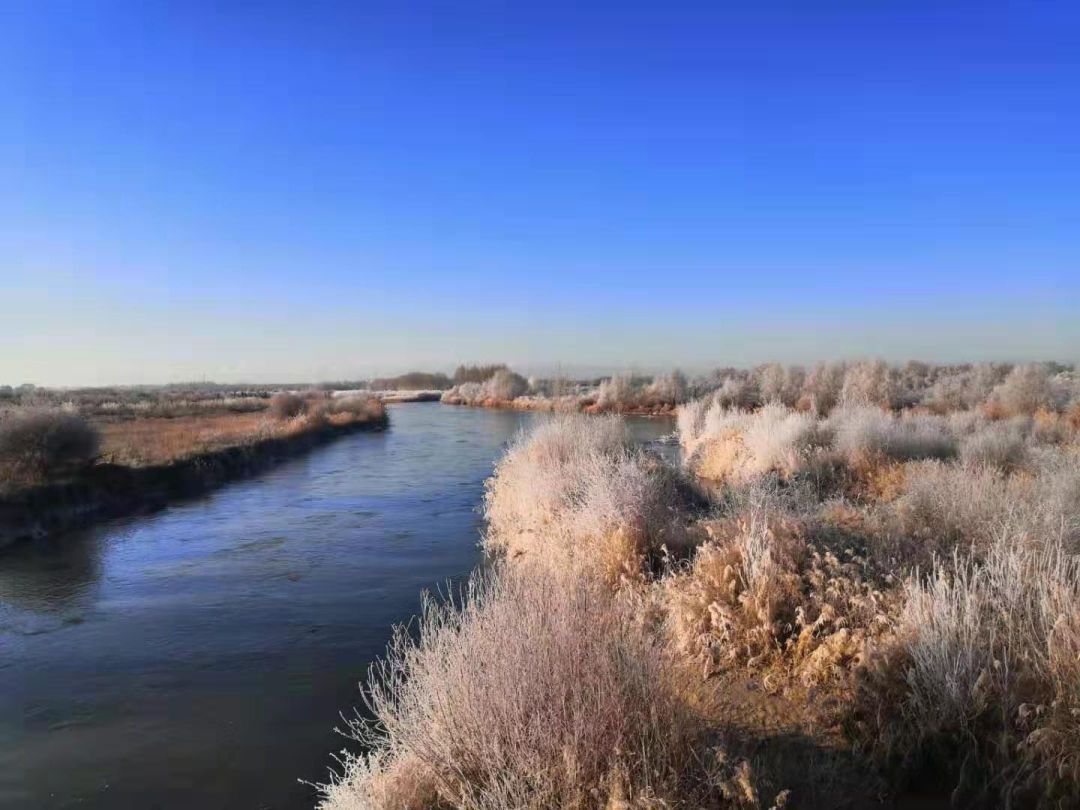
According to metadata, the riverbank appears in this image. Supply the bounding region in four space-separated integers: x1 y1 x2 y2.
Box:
0 407 388 548
440 394 680 417
323 403 1080 809
1 402 565 810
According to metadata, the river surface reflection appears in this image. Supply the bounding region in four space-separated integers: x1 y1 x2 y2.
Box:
0 404 674 809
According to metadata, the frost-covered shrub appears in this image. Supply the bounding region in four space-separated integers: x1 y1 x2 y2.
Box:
800 362 845 413
829 406 956 463
714 376 758 409
841 360 897 408
484 368 528 401
678 399 958 484
1051 371 1080 412
676 396 712 451
925 363 1009 413
860 527 1080 805
483 416 688 582
755 363 805 407
641 370 689 408
959 419 1028 470
1027 446 1080 549
320 571 729 810
440 381 482 404
678 401 830 484
990 363 1058 415
440 368 529 404
889 460 1014 559
887 446 1080 563
594 373 639 410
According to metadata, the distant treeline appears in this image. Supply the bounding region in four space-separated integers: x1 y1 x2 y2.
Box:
368 366 513 391
451 364 508 384
369 372 453 391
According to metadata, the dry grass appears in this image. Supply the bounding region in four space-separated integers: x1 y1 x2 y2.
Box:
857 526 1080 806
883 447 1080 564
663 494 893 690
958 418 1029 469
97 412 277 465
320 570 755 810
329 394 387 420
94 396 387 467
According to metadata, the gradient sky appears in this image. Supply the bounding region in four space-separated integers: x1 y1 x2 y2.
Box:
3 1 1078 385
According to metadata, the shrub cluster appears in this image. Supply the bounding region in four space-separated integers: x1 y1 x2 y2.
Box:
267 391 387 428
0 409 99 484
322 416 791 808
672 393 1080 804
594 371 690 411
325 375 1080 808
441 369 530 406
438 360 1080 420
268 392 307 420
328 394 386 421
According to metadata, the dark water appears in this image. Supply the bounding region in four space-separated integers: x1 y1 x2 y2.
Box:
0 403 674 810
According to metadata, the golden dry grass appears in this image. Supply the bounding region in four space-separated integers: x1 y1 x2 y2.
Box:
95 397 385 466
96 412 274 465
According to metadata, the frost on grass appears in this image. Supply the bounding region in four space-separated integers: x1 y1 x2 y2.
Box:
483 415 691 584
858 525 1080 805
319 570 755 810
323 378 1080 809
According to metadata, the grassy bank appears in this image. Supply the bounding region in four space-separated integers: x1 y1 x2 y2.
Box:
0 392 387 547
322 366 1080 809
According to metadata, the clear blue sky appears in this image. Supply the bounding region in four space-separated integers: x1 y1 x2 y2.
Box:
3 1 1077 385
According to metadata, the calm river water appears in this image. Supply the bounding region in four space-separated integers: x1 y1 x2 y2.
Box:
0 403 673 810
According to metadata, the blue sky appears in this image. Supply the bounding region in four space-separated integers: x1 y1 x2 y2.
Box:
3 1 1078 384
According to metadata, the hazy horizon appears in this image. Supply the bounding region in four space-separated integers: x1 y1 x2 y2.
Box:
6 349 1080 390
5 2 1078 386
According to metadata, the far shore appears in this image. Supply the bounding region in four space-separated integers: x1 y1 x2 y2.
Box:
0 394 388 548
439 395 678 417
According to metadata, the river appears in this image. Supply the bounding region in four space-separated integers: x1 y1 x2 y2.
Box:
0 403 673 809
